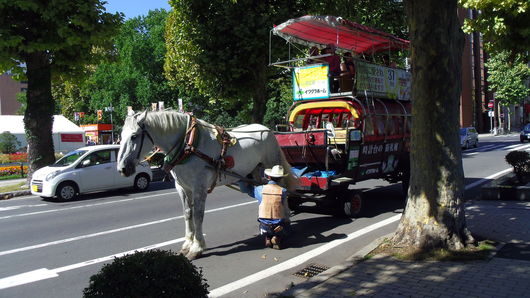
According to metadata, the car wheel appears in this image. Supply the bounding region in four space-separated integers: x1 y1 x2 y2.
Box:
521 137 526 143
55 182 77 201
474 139 478 148
134 174 150 191
463 141 469 149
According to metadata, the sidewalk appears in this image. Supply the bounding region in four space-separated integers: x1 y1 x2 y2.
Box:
0 178 30 199
279 200 530 298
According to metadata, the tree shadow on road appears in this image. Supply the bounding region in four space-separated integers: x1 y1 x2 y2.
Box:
202 216 351 257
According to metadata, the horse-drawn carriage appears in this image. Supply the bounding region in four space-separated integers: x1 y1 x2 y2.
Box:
270 15 412 217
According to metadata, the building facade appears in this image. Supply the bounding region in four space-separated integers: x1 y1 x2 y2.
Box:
0 73 26 115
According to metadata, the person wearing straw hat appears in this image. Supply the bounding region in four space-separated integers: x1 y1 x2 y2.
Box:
239 165 290 249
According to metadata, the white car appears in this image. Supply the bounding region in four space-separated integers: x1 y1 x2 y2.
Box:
31 145 152 201
460 127 479 149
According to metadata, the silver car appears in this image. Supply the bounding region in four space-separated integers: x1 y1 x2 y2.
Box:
31 145 152 201
460 127 479 149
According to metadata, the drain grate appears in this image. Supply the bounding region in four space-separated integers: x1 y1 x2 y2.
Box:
293 263 330 279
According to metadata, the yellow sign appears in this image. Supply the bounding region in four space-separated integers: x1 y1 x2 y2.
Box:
293 64 330 100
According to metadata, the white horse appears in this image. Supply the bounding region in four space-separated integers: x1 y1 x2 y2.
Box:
117 110 297 259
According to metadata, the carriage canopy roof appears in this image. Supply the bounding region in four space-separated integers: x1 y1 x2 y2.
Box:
272 15 409 54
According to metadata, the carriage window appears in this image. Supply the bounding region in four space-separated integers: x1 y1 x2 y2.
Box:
293 113 305 129
308 114 319 129
375 116 386 136
385 116 401 136
363 115 375 136
321 113 331 128
405 116 412 134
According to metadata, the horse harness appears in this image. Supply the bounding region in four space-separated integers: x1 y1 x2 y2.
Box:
155 116 235 193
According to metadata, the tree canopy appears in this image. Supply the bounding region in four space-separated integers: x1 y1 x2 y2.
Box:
164 0 407 125
0 0 123 78
459 0 530 60
485 51 530 106
0 0 122 175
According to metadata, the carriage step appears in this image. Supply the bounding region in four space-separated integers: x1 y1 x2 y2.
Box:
331 177 353 184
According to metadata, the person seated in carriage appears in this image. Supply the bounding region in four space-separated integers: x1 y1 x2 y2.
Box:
321 44 341 92
238 165 291 249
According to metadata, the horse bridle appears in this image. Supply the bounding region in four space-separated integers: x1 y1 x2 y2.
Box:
135 122 155 160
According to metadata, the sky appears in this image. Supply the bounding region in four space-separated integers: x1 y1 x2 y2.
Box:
103 0 171 19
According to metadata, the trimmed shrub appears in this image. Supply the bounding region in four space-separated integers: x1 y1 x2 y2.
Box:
0 131 21 154
83 250 209 298
505 150 530 183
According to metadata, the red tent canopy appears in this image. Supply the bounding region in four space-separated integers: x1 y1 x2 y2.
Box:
272 15 409 54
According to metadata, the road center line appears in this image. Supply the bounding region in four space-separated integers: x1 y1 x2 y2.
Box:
208 214 402 297
0 201 256 257
0 192 173 220
0 238 186 290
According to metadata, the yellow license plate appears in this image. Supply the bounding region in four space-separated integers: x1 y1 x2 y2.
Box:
32 185 38 192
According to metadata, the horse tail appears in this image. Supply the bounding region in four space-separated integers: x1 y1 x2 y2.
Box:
279 149 300 192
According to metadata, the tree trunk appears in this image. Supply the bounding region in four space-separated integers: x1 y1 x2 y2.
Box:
24 51 56 182
392 0 474 251
251 63 268 123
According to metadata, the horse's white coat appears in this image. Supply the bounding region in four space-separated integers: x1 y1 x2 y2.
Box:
117 110 297 259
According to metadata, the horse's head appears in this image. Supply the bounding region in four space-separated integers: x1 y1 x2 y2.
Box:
117 110 154 177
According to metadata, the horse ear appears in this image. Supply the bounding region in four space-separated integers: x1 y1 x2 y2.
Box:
137 110 148 125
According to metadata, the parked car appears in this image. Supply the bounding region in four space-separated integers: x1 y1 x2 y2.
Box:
460 127 479 149
31 144 152 201
520 123 530 142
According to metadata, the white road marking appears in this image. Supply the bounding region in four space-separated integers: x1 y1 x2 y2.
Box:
465 168 512 190
0 192 172 220
0 238 186 290
0 201 256 256
208 214 401 297
508 143 530 151
0 204 48 212
0 269 58 290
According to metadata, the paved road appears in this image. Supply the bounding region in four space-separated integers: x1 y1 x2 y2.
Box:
0 134 523 298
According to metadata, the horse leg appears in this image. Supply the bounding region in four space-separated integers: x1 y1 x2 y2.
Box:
175 182 194 256
185 188 207 260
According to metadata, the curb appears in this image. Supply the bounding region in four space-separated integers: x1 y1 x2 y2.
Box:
280 233 393 297
0 189 31 200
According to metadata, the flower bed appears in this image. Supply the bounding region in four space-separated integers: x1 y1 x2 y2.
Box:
0 153 28 163
0 165 28 177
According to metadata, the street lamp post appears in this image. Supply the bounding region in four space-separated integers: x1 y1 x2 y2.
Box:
105 104 114 143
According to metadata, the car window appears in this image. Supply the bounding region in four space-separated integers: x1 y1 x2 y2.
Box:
469 128 477 133
525 124 530 131
82 150 112 167
51 150 88 167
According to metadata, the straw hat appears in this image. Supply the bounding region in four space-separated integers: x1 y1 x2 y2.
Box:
264 165 288 178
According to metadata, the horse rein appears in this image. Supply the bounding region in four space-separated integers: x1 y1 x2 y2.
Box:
136 122 155 160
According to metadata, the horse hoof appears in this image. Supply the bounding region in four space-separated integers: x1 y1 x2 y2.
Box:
186 251 202 260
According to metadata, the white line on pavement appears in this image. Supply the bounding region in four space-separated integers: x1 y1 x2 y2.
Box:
208 214 401 297
0 204 47 212
508 143 530 151
0 238 186 290
0 201 256 256
464 168 512 190
0 192 172 220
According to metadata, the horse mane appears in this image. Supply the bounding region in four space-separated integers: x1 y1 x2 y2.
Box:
126 110 189 133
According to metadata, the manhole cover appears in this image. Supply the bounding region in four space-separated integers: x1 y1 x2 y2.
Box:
293 263 330 279
495 243 530 261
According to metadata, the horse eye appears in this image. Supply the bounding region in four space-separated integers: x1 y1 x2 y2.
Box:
130 135 137 140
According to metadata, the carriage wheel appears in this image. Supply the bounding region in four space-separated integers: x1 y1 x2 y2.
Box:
342 190 364 218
